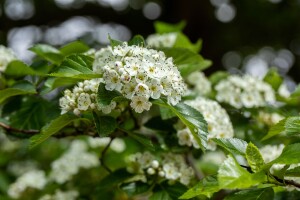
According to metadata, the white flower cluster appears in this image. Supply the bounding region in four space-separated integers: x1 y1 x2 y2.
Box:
257 111 284 126
49 140 99 184
127 151 194 185
93 43 186 113
59 79 116 115
39 189 79 200
187 71 212 96
0 45 17 72
215 75 276 108
146 32 177 48
8 170 47 199
177 97 234 150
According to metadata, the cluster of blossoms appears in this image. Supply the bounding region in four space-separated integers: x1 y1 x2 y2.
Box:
93 43 186 113
127 151 194 185
8 170 47 199
186 71 212 96
146 33 178 48
0 45 17 72
49 140 99 184
39 189 79 200
257 111 284 126
215 75 276 108
177 97 234 150
59 79 116 115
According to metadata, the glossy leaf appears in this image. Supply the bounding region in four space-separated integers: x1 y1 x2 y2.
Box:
224 187 274 200
109 35 123 47
271 143 300 165
162 48 212 78
173 32 202 53
29 114 79 148
29 44 64 65
60 41 90 56
180 175 219 199
5 60 45 77
246 143 265 172
212 138 248 156
50 54 101 79
93 113 117 137
0 81 36 104
153 99 208 151
128 35 146 46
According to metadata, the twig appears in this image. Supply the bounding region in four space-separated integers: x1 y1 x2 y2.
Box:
185 152 203 180
273 175 300 189
100 137 114 173
0 122 39 134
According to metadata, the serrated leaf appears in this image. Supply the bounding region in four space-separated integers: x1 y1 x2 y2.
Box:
29 44 64 65
97 168 134 190
150 190 172 200
97 83 122 107
179 175 219 199
0 81 36 104
224 187 274 200
153 99 208 151
162 48 212 78
125 130 155 151
263 68 282 91
93 113 117 137
29 114 79 148
218 156 265 189
154 21 186 34
128 35 146 46
60 41 90 56
262 116 300 140
246 143 265 173
109 35 123 47
5 60 45 77
285 166 300 177
50 54 100 79
271 143 300 165
212 138 248 156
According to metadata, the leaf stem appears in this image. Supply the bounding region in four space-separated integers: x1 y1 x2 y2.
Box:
0 122 39 134
100 137 114 173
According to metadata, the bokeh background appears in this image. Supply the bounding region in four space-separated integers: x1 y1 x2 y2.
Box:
0 0 300 87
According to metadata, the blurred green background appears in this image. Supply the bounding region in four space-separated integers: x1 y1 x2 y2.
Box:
0 0 300 85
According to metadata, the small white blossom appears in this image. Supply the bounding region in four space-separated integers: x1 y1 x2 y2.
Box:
146 32 178 48
187 71 212 96
130 96 152 113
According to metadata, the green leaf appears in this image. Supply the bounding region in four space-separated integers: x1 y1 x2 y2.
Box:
50 54 101 79
154 21 186 34
179 175 219 199
60 41 90 56
29 44 64 65
271 143 300 165
173 32 202 53
246 143 265 172
285 166 300 177
162 48 212 78
159 106 177 120
125 130 155 151
262 116 300 140
5 60 45 77
218 156 265 189
93 113 117 137
161 182 188 200
0 81 36 104
97 83 122 107
109 35 123 47
10 97 59 130
224 187 274 200
29 114 79 148
263 68 283 91
212 138 248 156
150 190 172 200
97 168 134 190
40 77 78 95
153 99 208 151
128 35 146 47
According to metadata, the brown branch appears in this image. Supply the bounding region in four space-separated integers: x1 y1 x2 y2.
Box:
0 122 39 134
273 175 300 189
100 137 114 173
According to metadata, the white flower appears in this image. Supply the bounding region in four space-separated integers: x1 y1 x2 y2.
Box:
146 32 178 48
8 170 47 199
93 42 186 113
278 83 290 98
215 75 275 108
163 163 181 180
187 71 212 96
0 45 17 72
130 96 152 113
177 97 234 150
39 189 79 200
257 112 284 126
77 93 91 111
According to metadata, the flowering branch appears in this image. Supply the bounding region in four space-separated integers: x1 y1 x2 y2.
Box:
0 122 39 134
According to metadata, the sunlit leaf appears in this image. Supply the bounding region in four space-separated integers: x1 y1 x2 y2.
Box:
29 44 64 65
154 21 186 34
224 187 274 200
212 138 248 156
5 60 45 77
60 41 90 56
246 142 265 172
